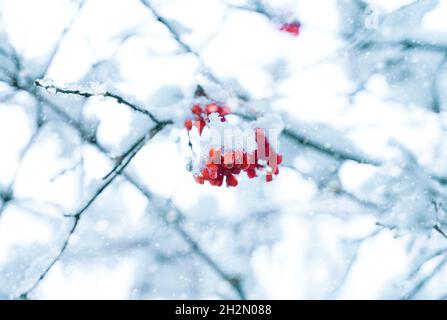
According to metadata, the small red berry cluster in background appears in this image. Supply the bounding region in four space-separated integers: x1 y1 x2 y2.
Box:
184 103 231 135
194 128 283 188
280 21 301 36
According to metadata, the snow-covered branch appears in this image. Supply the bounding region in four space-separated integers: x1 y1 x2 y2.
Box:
34 80 162 124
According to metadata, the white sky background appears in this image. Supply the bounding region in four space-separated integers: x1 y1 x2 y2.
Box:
1 0 447 299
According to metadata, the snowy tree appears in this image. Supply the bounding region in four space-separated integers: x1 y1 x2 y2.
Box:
0 0 447 299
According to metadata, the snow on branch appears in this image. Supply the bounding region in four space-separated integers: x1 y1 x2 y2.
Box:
34 79 162 124
138 1 385 169
17 119 170 299
15 92 245 299
358 39 447 52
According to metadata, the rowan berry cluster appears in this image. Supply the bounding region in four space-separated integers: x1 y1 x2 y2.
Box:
184 85 283 188
193 128 283 188
184 103 231 135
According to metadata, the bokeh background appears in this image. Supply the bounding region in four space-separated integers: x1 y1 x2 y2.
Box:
1 0 447 299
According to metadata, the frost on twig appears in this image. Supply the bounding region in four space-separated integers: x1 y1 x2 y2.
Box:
17 120 170 299
34 79 162 124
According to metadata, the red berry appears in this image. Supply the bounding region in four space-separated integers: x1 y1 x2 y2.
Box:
266 174 273 182
208 163 218 170
265 145 270 157
195 118 206 135
191 105 202 114
184 119 193 130
244 153 255 169
195 176 205 184
277 154 283 165
209 148 221 163
223 152 234 168
209 169 218 180
280 21 301 36
223 168 233 176
247 169 256 179
234 151 243 165
232 168 241 175
205 103 219 114
219 106 231 116
216 175 224 186
226 174 238 187
202 168 210 180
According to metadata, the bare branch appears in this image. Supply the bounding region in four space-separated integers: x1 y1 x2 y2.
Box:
17 120 170 299
138 0 233 91
40 90 246 298
224 1 274 20
434 225 447 239
282 127 381 165
15 89 244 299
49 160 83 182
101 134 153 180
138 1 386 168
34 80 162 124
18 214 80 299
126 175 247 299
403 257 447 300
39 0 87 77
235 111 382 166
358 39 447 53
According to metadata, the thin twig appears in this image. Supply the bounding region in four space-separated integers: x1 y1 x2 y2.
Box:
282 127 381 165
174 221 246 299
17 121 170 299
39 0 87 77
139 1 386 167
434 225 447 239
102 119 172 181
358 39 447 53
49 161 83 182
18 91 245 299
236 111 382 166
18 214 80 299
126 175 247 299
138 0 233 91
14 88 247 298
34 80 161 124
403 257 447 300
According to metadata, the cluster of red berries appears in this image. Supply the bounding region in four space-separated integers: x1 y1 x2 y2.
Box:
184 103 231 135
194 128 283 188
280 21 301 36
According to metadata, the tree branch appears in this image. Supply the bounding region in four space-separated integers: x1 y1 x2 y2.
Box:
38 0 87 78
34 80 162 124
138 0 387 168
434 225 447 240
358 39 447 53
16 86 246 299
17 120 170 299
125 175 247 299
